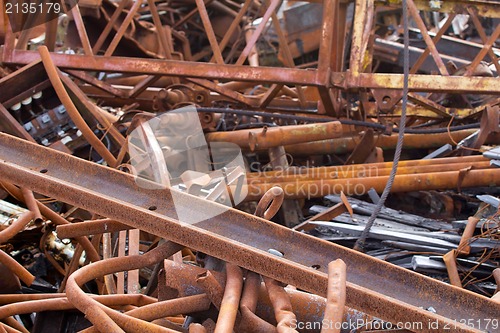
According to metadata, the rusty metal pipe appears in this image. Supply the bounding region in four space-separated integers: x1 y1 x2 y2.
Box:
189 324 207 333
457 217 480 255
0 294 66 304
443 250 462 288
283 129 486 155
321 260 346 333
66 241 182 333
248 161 492 183
0 181 100 263
58 244 84 292
102 232 117 294
240 306 278 333
0 211 34 244
206 122 342 151
238 271 277 333
56 219 131 238
162 260 327 325
255 187 284 220
214 263 243 333
20 188 42 223
240 271 260 312
263 277 298 333
0 250 35 286
38 46 118 167
197 271 224 309
0 294 157 319
1 318 27 333
0 322 22 333
125 294 211 321
244 167 500 200
491 268 500 302
81 294 212 333
246 155 487 179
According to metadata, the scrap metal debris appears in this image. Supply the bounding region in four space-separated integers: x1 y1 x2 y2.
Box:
0 0 499 332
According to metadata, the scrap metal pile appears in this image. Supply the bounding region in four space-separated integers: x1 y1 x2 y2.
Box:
0 0 499 332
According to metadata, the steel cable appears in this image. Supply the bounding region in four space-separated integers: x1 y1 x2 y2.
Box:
354 0 409 251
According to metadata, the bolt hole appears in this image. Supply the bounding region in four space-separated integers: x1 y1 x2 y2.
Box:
382 96 391 104
148 205 157 211
196 95 204 102
40 169 48 173
311 264 321 270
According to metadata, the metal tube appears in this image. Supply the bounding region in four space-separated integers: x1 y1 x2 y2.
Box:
196 271 224 309
20 188 42 223
206 122 343 151
56 219 131 238
1 317 28 333
284 130 482 155
244 167 500 200
263 277 298 333
457 217 480 255
189 324 207 333
214 263 243 333
321 260 346 333
0 181 101 264
0 249 35 286
66 241 182 333
0 322 22 333
38 46 118 167
246 155 487 178
443 250 462 288
0 294 157 319
0 211 34 244
248 161 492 184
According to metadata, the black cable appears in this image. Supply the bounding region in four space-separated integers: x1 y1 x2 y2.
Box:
196 107 479 134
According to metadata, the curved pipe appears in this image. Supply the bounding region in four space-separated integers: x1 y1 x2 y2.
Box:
0 250 35 286
66 241 182 333
255 187 284 220
214 263 243 333
263 277 298 333
0 182 100 263
20 188 42 223
0 294 157 319
196 271 224 309
38 46 117 167
0 211 34 244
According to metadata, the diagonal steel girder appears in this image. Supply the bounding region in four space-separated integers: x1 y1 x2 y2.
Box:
0 133 497 333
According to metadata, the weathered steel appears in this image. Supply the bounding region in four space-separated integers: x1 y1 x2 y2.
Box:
0 133 497 332
205 121 342 151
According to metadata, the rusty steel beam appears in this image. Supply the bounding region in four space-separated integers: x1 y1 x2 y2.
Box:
2 51 322 86
0 133 497 332
3 51 500 95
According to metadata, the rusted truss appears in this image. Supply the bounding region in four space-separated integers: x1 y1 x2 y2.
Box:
0 0 499 119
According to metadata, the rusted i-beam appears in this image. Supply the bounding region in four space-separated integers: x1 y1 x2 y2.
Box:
0 133 497 332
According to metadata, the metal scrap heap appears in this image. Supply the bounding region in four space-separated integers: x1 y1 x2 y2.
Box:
0 0 499 332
